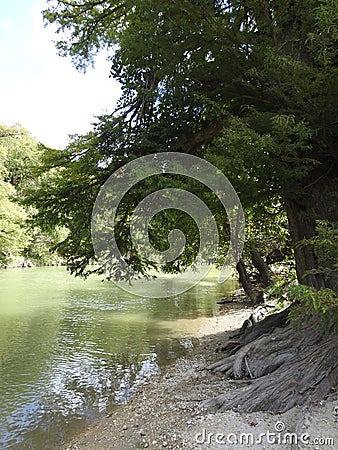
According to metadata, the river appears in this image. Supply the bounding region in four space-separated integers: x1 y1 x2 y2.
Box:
0 267 237 449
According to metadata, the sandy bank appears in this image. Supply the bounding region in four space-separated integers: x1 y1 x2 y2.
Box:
66 303 337 450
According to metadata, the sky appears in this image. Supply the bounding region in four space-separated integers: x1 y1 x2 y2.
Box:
0 0 121 149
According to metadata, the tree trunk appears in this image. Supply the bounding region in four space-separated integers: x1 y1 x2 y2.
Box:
251 248 272 287
236 259 263 304
205 168 338 415
284 167 338 292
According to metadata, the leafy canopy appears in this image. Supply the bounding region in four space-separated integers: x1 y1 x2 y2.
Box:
35 0 338 282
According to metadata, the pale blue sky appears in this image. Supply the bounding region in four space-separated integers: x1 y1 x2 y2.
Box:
0 0 121 148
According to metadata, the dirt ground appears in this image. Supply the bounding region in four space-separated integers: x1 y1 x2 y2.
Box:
65 302 338 450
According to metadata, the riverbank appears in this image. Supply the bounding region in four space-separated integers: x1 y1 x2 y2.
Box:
0 256 65 269
65 300 337 450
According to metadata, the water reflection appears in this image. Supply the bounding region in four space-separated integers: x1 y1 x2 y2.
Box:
0 268 237 449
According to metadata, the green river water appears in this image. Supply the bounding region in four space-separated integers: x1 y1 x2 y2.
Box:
0 267 237 449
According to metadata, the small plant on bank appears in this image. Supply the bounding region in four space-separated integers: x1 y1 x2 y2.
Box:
287 285 338 333
297 220 338 289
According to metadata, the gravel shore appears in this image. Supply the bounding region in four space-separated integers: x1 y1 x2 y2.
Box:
66 302 337 450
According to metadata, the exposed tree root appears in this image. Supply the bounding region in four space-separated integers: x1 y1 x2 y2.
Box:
222 307 290 354
203 311 338 413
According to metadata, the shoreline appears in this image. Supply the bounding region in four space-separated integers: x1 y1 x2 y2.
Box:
66 304 337 450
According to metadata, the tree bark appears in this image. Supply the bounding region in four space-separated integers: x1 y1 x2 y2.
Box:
251 248 272 287
236 259 263 304
284 166 338 292
204 312 338 414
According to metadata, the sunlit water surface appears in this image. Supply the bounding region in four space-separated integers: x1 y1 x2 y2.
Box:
0 267 237 449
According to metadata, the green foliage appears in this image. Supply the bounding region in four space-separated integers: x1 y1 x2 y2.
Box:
0 179 28 262
33 0 338 286
23 226 68 265
265 267 338 332
287 284 338 332
43 0 128 71
0 125 33 263
0 124 63 266
265 269 297 302
299 220 338 284
307 0 338 66
245 203 290 256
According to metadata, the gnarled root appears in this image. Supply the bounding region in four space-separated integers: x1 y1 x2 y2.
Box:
204 311 338 413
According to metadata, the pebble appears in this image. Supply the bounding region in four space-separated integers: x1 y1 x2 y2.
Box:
123 425 128 430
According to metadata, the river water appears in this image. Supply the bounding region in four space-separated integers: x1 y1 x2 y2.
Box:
0 267 237 449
